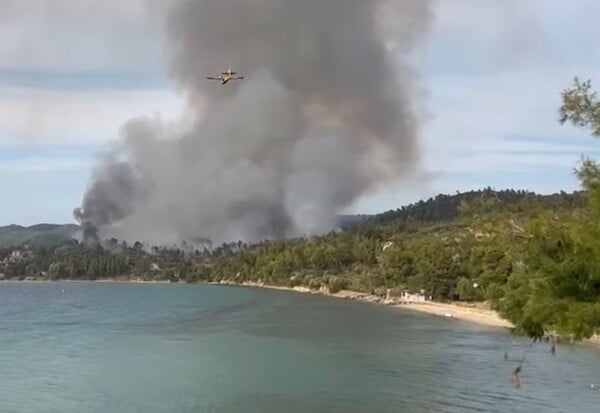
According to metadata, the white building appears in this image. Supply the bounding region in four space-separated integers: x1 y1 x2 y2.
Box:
400 290 428 303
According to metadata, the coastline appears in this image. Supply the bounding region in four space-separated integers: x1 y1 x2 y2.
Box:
217 281 600 346
223 281 513 328
3 278 599 346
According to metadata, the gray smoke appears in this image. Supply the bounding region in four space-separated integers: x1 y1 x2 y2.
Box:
74 0 433 246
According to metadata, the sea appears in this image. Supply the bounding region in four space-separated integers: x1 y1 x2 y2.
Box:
0 281 598 413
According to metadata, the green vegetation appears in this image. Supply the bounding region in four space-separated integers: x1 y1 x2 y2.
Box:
489 77 600 340
1 78 599 342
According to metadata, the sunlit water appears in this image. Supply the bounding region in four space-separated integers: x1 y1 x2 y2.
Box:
0 282 598 412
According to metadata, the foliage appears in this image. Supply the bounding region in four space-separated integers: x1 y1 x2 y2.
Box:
488 77 600 341
559 77 600 136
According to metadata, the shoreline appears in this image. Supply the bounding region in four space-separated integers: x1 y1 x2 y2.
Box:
3 278 599 346
223 281 514 328
212 281 600 346
0 278 174 284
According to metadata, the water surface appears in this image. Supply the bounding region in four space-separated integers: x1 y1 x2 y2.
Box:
0 282 598 412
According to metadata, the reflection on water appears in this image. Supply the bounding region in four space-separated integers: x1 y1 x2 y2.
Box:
0 282 598 413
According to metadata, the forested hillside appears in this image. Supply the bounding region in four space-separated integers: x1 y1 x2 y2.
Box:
369 188 586 224
1 189 584 284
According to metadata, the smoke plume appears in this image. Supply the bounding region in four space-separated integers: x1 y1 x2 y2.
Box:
74 0 433 246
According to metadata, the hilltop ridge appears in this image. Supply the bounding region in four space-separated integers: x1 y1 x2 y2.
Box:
0 188 585 248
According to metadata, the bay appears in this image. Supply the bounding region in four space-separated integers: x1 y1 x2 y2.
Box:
0 282 598 412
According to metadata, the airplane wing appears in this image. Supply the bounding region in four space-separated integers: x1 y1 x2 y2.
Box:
206 77 218 79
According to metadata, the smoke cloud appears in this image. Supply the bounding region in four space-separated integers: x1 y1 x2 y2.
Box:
74 0 433 246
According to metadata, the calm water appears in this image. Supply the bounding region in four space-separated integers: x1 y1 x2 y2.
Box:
0 282 598 412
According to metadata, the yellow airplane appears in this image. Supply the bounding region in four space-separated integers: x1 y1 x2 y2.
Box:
206 67 244 85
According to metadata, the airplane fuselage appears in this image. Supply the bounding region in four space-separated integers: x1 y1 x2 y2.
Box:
207 68 242 85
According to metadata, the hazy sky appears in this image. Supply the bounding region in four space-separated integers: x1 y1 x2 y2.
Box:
1 0 599 225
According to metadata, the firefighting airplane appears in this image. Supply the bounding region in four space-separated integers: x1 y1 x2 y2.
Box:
206 67 245 85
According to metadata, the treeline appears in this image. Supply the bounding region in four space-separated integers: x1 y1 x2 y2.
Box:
368 188 586 224
0 239 243 282
203 192 584 302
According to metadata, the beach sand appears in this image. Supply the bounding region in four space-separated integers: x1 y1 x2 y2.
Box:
392 301 513 328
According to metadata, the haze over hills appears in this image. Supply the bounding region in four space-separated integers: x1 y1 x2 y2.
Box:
0 223 80 248
0 218 366 248
0 188 584 249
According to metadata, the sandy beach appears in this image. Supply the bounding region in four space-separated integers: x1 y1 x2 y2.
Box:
392 301 513 328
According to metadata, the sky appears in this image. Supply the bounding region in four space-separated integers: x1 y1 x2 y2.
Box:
1 0 600 225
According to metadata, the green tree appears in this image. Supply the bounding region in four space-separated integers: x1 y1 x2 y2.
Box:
560 77 600 136
492 77 600 340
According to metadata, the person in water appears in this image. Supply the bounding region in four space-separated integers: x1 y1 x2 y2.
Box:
512 365 522 389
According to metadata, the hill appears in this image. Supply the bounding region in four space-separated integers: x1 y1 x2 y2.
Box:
0 214 363 249
0 224 80 248
368 187 586 224
205 188 587 294
2 188 581 249
334 214 370 230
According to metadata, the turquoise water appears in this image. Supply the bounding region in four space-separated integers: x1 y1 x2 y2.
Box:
0 282 598 412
